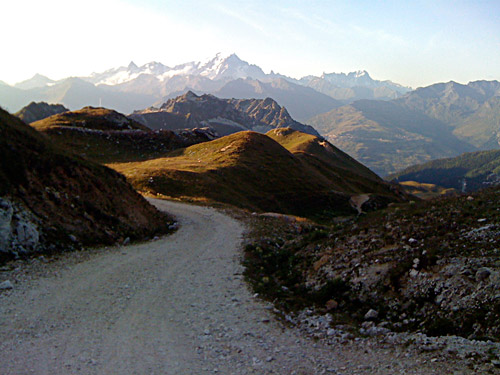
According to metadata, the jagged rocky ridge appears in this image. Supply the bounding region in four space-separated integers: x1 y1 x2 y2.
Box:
15 101 68 124
130 91 320 137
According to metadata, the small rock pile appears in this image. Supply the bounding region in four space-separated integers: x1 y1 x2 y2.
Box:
0 197 41 260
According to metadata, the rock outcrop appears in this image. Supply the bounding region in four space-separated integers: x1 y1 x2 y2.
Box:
14 101 68 123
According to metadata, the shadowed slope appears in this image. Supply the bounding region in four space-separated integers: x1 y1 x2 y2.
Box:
0 108 172 262
388 148 500 192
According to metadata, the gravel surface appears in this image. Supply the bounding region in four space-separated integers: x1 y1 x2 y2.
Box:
0 200 483 374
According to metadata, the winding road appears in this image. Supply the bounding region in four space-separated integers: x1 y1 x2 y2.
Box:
0 200 468 374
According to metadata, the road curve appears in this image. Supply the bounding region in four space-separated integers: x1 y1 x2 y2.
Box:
0 200 466 374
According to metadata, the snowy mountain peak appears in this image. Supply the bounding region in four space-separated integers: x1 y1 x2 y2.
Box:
197 52 266 81
15 74 54 90
351 70 369 78
128 61 139 70
320 70 380 87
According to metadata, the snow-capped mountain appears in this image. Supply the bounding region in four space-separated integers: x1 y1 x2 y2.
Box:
2 53 410 118
86 53 267 87
297 70 410 102
322 70 406 89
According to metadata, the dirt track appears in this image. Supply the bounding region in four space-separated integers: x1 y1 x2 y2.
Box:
0 199 473 374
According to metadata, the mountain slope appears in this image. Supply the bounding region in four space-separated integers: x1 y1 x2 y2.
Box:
131 91 320 136
0 108 172 262
32 106 150 131
388 149 500 191
309 80 500 175
14 74 55 90
309 100 476 175
109 130 405 218
396 80 500 148
15 102 68 123
266 128 383 187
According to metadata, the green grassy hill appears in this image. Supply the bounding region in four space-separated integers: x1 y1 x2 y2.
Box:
110 129 405 219
266 128 393 195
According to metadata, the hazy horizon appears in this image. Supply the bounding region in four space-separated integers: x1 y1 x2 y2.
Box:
2 0 499 88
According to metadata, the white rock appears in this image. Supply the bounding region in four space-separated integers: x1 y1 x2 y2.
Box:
364 309 378 320
0 280 13 290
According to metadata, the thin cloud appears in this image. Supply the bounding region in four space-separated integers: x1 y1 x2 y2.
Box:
213 4 274 38
350 24 408 47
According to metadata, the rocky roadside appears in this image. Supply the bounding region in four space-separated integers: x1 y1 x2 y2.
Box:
240 187 500 373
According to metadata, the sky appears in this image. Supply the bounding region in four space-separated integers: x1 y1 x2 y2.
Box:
1 0 499 88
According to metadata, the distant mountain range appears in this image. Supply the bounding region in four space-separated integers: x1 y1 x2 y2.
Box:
130 91 319 136
310 80 500 175
5 55 499 179
0 53 409 121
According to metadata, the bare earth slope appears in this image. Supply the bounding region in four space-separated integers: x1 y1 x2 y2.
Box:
0 200 474 374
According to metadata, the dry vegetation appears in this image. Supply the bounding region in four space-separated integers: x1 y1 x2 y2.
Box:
243 186 500 341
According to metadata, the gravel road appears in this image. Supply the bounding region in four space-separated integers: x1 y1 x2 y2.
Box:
0 199 475 374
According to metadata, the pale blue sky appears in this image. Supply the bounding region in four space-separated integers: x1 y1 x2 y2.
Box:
2 0 499 87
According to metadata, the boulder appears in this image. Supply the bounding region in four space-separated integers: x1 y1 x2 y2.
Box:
15 221 39 251
0 280 13 290
476 267 491 282
364 309 379 320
